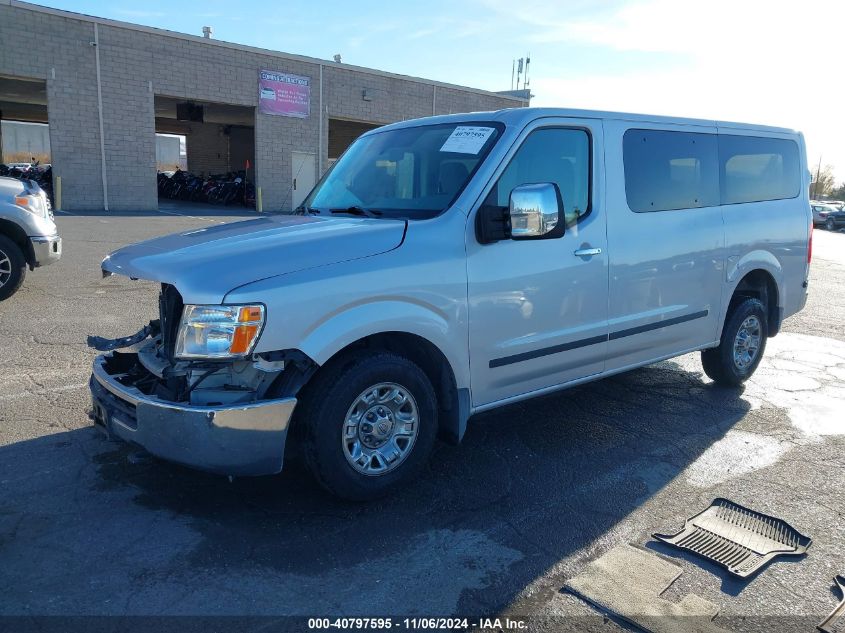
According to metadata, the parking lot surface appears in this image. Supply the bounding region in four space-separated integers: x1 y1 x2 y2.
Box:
1 210 844 631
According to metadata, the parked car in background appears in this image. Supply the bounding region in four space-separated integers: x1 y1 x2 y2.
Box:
0 176 62 300
824 208 845 231
812 201 845 231
89 108 811 500
811 202 833 226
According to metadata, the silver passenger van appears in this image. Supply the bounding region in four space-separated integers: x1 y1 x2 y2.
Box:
89 108 812 499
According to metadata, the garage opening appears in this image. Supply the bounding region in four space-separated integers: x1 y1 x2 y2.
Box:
328 118 381 167
153 95 256 210
0 75 53 206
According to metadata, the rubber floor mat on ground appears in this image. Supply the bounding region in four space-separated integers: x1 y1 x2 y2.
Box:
654 498 811 578
818 575 845 633
564 543 730 633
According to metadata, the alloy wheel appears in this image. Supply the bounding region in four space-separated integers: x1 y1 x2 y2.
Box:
342 382 419 476
733 315 762 370
0 249 11 289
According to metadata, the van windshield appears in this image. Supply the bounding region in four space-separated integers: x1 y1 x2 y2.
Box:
300 122 503 219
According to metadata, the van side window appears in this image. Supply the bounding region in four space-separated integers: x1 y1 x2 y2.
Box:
718 135 800 204
486 128 590 226
623 129 719 212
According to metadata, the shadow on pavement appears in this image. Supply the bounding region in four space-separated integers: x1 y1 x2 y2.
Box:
0 359 752 616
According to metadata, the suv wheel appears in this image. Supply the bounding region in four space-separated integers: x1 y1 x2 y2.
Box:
826 218 836 231
297 350 437 500
0 235 27 301
701 297 767 386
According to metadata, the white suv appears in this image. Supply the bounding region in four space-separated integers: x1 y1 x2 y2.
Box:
0 176 62 300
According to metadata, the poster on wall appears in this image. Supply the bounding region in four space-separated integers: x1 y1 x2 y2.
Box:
258 70 311 118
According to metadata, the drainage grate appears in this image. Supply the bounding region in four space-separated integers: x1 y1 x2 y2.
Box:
653 498 811 578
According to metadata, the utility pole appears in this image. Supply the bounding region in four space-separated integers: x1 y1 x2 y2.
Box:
814 156 822 199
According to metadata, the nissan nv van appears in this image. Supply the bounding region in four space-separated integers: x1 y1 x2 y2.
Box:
89 108 812 499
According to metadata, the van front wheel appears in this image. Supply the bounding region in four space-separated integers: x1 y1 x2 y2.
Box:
701 298 767 386
297 351 437 501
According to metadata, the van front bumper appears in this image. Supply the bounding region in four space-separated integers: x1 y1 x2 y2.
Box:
89 355 296 476
29 233 62 267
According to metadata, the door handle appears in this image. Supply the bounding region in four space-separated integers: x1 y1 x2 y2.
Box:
574 247 602 257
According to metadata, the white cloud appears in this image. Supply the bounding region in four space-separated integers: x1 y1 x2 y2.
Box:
484 0 845 180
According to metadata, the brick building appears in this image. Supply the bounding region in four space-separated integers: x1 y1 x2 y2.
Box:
0 1 526 211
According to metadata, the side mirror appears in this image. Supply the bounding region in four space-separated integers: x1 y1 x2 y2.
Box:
509 183 564 239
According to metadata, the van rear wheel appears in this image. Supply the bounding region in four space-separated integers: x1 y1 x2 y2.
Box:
297 350 437 501
701 297 767 386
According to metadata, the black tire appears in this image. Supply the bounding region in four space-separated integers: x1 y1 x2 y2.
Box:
701 297 767 386
0 234 27 301
296 350 437 501
826 218 836 231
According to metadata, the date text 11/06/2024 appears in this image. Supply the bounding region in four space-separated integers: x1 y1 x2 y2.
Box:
307 617 528 630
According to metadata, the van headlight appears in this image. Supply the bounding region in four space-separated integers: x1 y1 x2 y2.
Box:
174 304 265 359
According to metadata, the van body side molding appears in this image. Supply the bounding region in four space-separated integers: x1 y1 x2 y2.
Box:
489 309 709 368
489 334 607 369
608 310 709 341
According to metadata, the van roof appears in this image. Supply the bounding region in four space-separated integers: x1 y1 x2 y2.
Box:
378 107 800 136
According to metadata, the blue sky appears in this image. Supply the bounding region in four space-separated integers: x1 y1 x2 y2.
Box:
36 0 845 182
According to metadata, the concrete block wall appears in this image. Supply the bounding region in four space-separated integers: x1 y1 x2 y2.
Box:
97 28 157 211
228 126 254 175
323 66 436 125
328 120 379 159
0 5 104 210
0 1 525 212
185 122 231 176
434 86 518 117
255 108 319 211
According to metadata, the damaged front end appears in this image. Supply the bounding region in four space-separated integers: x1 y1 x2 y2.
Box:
88 284 314 476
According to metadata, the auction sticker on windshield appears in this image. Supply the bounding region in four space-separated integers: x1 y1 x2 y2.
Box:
440 126 495 154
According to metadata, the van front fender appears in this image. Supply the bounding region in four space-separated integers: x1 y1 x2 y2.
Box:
296 298 469 390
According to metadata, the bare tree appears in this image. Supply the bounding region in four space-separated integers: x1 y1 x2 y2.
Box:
811 164 837 199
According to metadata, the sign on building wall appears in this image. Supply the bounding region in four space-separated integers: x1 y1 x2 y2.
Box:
258 70 310 118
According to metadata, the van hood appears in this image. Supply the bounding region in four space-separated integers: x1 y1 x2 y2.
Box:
101 214 406 304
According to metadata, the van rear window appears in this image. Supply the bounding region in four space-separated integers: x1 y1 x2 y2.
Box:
623 129 802 212
623 130 719 212
719 135 801 204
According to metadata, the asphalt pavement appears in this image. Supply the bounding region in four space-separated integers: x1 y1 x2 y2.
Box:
1 208 844 632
